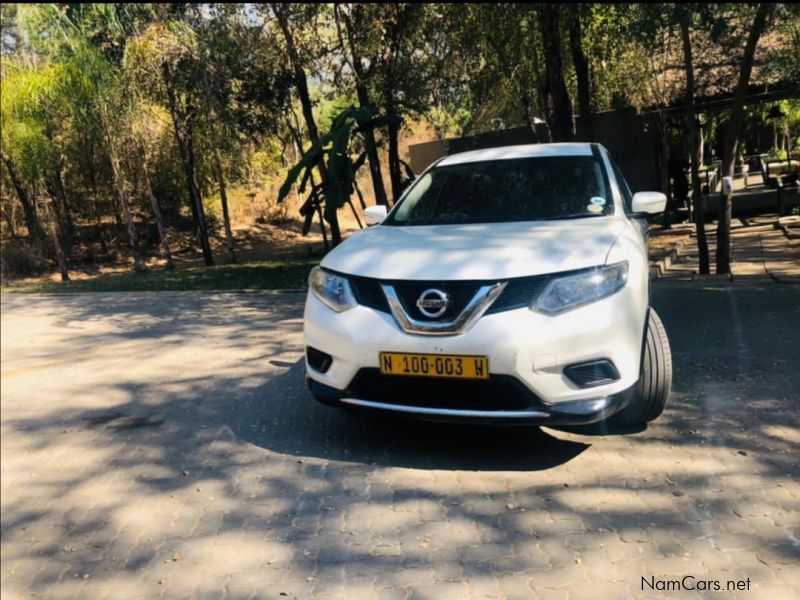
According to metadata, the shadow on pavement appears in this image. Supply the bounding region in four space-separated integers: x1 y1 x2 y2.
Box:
234 360 590 472
2 282 799 597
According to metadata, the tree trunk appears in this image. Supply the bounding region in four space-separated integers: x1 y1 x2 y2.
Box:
43 164 75 249
214 152 237 263
86 139 109 255
386 100 402 203
140 143 175 270
315 197 330 251
45 197 69 281
656 115 672 228
184 118 215 265
54 164 75 243
698 121 704 166
356 84 389 206
42 127 75 244
162 64 214 265
352 167 367 210
287 112 330 246
680 16 710 274
275 6 343 246
326 201 342 244
520 91 535 134
1 151 45 241
1 192 18 238
538 5 573 142
100 106 146 273
569 5 593 141
529 39 551 142
716 4 771 274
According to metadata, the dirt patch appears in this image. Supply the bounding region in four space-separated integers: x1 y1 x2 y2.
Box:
649 231 691 260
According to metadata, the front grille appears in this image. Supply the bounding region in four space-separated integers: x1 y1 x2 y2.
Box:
349 276 388 312
348 274 549 318
486 275 548 314
394 281 483 322
346 369 543 411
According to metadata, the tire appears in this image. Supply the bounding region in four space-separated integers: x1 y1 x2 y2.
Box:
612 309 672 426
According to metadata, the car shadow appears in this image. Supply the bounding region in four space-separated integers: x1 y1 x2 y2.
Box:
232 359 590 472
551 421 647 436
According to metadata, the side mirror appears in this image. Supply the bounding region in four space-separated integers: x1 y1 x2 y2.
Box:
364 205 388 226
631 191 667 215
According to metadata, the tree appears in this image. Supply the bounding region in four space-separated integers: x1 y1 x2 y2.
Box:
455 5 545 135
192 4 292 263
126 18 215 266
0 56 78 280
162 55 214 266
2 2 796 284
715 4 773 274
16 4 153 272
371 4 425 201
333 4 390 207
538 5 574 142
679 8 711 275
269 3 344 245
1 150 45 241
137 137 175 270
569 4 593 140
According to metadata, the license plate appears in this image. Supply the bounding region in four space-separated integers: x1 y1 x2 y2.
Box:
379 352 489 379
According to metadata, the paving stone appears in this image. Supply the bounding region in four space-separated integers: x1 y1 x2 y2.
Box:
1 288 798 598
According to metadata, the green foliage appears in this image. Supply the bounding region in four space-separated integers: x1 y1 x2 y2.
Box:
2 2 798 282
0 59 71 186
278 106 388 223
317 94 359 134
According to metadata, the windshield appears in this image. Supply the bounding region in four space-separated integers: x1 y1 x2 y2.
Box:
386 156 612 226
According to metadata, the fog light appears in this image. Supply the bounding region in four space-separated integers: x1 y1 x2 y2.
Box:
306 347 332 374
563 360 619 388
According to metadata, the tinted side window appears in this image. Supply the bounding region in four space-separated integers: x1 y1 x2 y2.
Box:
610 159 633 213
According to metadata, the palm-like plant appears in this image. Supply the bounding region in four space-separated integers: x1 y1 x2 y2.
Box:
278 106 409 248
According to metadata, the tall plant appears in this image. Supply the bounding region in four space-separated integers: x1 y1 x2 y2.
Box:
278 106 392 247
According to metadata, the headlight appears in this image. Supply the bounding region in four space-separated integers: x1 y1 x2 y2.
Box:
308 266 357 312
533 262 628 314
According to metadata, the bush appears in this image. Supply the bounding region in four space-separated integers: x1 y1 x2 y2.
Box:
0 240 53 279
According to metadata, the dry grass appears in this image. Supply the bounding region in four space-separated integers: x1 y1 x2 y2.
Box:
648 230 691 259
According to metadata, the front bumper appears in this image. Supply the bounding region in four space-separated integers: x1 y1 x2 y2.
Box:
308 376 634 425
303 282 647 422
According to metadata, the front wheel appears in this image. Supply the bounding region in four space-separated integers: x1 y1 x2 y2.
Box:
612 309 672 426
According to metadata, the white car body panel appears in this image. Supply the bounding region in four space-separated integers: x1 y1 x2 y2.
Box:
321 219 628 281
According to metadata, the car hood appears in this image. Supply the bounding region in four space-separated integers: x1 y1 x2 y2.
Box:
321 219 627 280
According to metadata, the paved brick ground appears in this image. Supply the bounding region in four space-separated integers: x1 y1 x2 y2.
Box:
1 281 798 599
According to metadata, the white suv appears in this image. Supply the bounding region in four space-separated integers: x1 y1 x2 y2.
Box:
303 143 672 427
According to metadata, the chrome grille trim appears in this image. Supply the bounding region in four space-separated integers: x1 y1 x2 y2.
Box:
340 398 549 418
381 281 506 336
